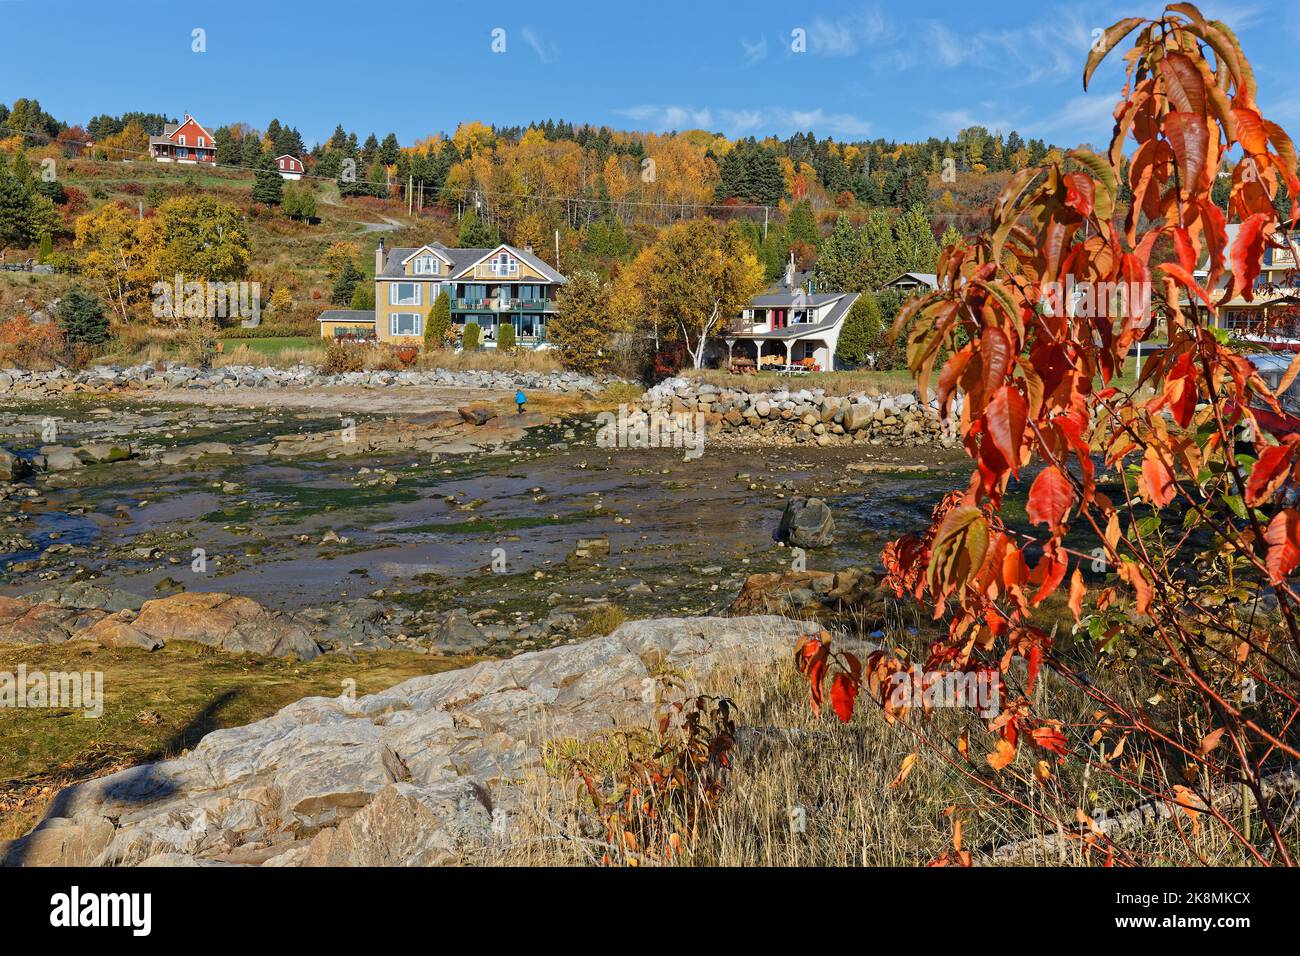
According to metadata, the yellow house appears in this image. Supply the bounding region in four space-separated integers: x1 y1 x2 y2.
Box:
317 239 566 347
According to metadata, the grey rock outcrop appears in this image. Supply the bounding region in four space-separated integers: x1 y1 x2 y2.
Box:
0 615 817 867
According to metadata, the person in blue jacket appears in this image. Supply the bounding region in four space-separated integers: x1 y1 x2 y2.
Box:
515 389 527 414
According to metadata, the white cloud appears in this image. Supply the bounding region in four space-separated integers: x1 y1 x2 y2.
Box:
740 36 768 67
520 26 557 64
803 6 894 56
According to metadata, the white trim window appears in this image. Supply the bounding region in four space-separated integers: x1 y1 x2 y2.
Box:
178 134 186 146
489 252 518 276
389 282 421 306
389 313 422 336
414 256 439 275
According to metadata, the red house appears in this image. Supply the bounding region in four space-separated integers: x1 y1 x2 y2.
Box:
276 154 305 180
148 115 217 164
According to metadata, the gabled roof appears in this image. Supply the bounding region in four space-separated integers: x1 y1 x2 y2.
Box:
401 244 454 266
885 272 939 289
733 292 861 340
165 115 215 144
275 154 303 164
378 242 565 283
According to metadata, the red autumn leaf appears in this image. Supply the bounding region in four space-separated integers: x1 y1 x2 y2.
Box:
980 326 1013 399
1246 443 1296 506
1030 725 1070 756
1063 172 1095 216
1026 466 1074 530
1118 560 1154 616
1140 446 1177 508
830 673 856 723
1264 509 1300 585
1027 643 1044 696
986 385 1028 478
1229 212 1270 301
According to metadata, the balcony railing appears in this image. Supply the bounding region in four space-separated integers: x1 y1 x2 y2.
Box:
453 297 555 312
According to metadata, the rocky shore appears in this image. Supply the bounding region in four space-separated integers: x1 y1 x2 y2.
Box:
632 377 956 448
0 615 819 866
0 363 617 397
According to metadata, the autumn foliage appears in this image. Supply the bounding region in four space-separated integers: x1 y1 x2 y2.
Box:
799 4 1300 864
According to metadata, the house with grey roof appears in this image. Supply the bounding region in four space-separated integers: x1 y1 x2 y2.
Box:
318 238 566 348
721 290 860 372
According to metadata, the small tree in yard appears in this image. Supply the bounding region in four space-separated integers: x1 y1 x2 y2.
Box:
461 321 481 350
798 5 1300 866
497 321 516 353
425 290 451 349
57 289 109 345
624 220 764 370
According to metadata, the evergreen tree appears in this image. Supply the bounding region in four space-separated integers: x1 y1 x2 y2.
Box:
331 260 363 305
240 136 263 168
252 152 283 206
836 293 883 367
497 320 516 352
57 289 110 345
787 199 819 249
815 214 870 292
939 223 963 251
457 209 496 247
425 289 451 349
894 202 940 275
862 208 899 288
37 231 52 263
461 321 481 350
379 132 400 166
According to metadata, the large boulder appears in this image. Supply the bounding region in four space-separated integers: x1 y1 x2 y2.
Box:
776 497 835 548
82 592 322 660
0 447 30 481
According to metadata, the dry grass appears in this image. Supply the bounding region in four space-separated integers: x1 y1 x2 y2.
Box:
476 607 1294 867
415 348 564 373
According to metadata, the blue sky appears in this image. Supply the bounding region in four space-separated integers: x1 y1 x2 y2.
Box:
2 0 1297 149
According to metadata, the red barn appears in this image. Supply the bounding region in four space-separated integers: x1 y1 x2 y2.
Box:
148 115 217 164
276 154 305 180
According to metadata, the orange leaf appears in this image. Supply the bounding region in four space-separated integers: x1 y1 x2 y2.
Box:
1264 509 1300 585
987 738 1016 771
1199 727 1225 755
1068 567 1087 621
1140 446 1176 508
890 753 918 788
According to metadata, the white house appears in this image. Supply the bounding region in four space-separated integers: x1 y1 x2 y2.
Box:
722 290 860 371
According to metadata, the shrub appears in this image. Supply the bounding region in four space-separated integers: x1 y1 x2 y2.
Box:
497 321 516 353
323 340 365 374
461 322 481 350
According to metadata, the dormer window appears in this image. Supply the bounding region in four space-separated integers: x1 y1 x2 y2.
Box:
414 256 438 275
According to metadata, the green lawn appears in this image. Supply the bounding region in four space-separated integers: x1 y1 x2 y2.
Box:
221 336 317 355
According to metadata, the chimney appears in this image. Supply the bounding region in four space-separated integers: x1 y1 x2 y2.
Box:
524 245 533 255
376 238 385 278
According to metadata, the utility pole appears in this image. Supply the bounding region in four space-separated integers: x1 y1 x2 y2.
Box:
763 206 769 240
554 229 560 271
408 173 413 215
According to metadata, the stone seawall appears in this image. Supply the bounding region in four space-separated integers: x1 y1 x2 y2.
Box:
0 364 615 397
630 376 956 449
